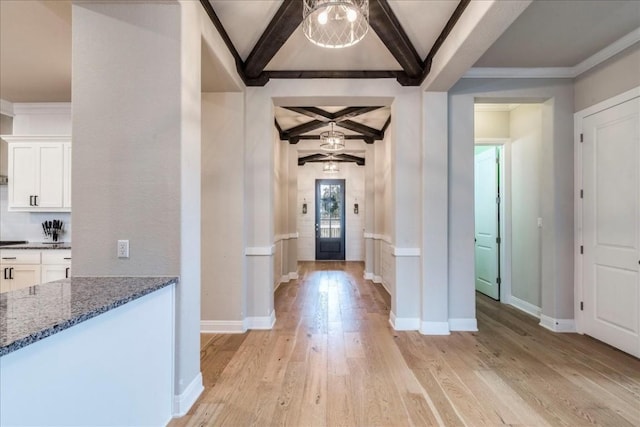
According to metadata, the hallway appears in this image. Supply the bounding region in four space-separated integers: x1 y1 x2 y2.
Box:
172 262 640 426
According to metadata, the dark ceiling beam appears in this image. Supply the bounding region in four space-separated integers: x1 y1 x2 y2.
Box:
283 107 333 121
198 0 247 83
381 115 392 133
368 0 423 79
281 120 327 139
294 135 370 141
335 120 384 140
298 153 365 166
258 70 402 84
333 106 383 121
243 0 303 79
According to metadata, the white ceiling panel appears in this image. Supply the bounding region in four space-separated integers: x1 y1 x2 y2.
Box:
209 0 283 60
475 0 640 67
266 26 401 71
388 0 460 59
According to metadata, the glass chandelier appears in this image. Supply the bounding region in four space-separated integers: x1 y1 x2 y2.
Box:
319 122 345 152
303 0 369 49
323 159 340 173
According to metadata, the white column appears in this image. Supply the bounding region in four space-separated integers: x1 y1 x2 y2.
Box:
421 92 450 334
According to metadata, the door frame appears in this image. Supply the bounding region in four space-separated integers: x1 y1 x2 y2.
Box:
573 86 640 335
315 178 346 260
475 139 511 304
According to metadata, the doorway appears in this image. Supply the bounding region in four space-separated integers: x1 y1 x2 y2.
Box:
315 179 346 260
474 145 503 300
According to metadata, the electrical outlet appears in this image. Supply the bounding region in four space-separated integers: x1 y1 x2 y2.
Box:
117 240 129 258
537 217 543 228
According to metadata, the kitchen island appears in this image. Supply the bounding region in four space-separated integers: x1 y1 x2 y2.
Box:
0 276 177 426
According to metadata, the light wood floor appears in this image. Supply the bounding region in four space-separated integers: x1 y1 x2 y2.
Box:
170 261 640 426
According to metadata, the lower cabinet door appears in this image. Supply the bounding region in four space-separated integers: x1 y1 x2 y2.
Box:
41 264 70 284
7 265 41 291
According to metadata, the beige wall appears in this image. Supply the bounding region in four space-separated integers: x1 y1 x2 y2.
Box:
201 92 245 322
574 43 640 112
0 114 11 177
510 104 543 308
474 110 510 139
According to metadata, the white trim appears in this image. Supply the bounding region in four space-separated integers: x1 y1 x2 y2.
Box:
464 29 640 79
392 247 421 257
573 28 640 77
379 279 391 295
573 86 640 335
244 311 276 330
289 232 299 239
372 275 383 284
274 233 299 242
363 232 375 239
464 67 575 79
389 311 420 331
288 272 299 280
0 99 14 116
12 102 72 115
245 245 275 256
0 135 71 142
474 104 520 113
200 320 245 334
509 295 541 319
575 87 640 118
419 321 450 335
363 272 374 280
449 318 478 331
474 137 511 144
172 372 204 417
539 315 576 333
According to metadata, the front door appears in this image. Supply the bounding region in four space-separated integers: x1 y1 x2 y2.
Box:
315 179 345 260
583 96 640 357
474 146 501 300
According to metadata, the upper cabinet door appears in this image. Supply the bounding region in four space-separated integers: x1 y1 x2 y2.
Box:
37 144 65 208
4 136 71 212
8 143 38 208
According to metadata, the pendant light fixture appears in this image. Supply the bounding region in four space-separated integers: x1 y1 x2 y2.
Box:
323 159 340 174
303 0 369 49
320 121 345 152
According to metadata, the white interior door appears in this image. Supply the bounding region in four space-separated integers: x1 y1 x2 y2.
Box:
475 146 500 300
583 96 640 357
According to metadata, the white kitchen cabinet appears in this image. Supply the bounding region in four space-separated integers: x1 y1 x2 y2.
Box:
0 249 71 293
2 136 71 212
41 250 72 283
1 250 43 292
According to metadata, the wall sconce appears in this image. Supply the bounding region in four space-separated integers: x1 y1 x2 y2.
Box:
354 203 359 214
302 199 307 214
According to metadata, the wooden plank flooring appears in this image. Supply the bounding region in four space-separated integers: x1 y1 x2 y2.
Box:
170 261 640 426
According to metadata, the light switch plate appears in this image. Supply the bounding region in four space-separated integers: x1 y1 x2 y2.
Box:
117 240 129 258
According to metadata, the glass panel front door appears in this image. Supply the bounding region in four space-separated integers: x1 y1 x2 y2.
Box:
315 179 345 260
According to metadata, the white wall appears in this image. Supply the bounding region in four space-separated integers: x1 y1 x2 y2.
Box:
574 43 640 112
510 104 543 308
0 105 71 242
72 0 211 409
201 93 245 323
297 160 365 261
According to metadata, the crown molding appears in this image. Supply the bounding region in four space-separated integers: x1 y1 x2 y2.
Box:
464 28 640 79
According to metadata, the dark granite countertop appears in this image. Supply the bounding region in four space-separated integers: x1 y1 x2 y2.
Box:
0 242 71 250
0 276 177 356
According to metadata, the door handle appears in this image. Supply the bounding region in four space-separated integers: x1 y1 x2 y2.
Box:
3 268 7 280
29 195 34 206
9 268 14 280
34 195 38 206
65 267 70 278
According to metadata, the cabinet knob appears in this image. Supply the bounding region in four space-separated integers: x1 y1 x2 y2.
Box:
1 257 17 260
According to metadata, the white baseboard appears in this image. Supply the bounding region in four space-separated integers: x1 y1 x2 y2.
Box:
289 272 298 280
373 275 383 284
539 315 576 333
449 318 478 332
509 295 541 318
363 272 374 280
389 311 420 331
173 372 204 417
419 321 450 335
244 310 276 330
200 320 246 334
